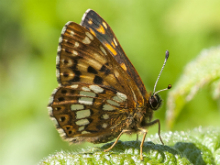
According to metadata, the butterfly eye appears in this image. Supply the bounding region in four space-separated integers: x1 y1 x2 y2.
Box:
149 94 162 110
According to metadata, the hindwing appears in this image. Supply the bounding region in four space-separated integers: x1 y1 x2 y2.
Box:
49 84 129 143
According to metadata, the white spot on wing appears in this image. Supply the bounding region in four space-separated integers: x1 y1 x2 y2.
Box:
60 133 66 137
113 38 118 46
85 31 94 40
57 128 66 137
114 70 119 78
48 107 53 116
107 99 120 107
56 69 60 78
100 46 107 55
48 88 58 104
71 104 84 111
70 31 75 36
81 131 91 134
117 92 127 101
112 95 123 102
102 114 109 119
82 86 91 91
82 36 91 44
76 109 91 119
48 97 53 105
102 123 108 128
72 50 78 56
57 45 61 52
71 84 78 89
61 25 67 34
103 104 115 111
76 119 90 126
78 126 85 131
102 22 107 29
80 91 96 97
58 36 63 43
56 55 60 64
78 97 93 105
74 42 79 48
89 85 104 93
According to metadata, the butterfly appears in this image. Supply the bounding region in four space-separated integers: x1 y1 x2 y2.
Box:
48 9 171 160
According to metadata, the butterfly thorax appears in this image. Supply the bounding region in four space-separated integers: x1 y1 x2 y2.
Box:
124 101 154 133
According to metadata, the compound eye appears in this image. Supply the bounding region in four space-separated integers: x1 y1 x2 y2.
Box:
149 94 162 110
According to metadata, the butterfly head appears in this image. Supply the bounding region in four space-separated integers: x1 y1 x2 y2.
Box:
149 84 172 110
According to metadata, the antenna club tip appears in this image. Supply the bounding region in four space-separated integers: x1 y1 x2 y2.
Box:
165 50 169 59
168 84 172 89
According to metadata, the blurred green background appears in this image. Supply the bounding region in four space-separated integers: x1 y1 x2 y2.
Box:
0 0 220 164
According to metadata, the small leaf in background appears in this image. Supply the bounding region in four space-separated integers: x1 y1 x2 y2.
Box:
166 46 220 129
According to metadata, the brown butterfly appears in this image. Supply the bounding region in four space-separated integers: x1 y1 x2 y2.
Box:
48 9 171 160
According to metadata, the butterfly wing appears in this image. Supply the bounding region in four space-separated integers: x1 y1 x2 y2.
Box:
81 9 147 97
49 21 145 143
49 84 129 143
57 23 123 93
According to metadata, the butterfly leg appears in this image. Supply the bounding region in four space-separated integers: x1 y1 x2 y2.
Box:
147 119 164 145
104 129 130 152
139 119 163 160
140 130 147 160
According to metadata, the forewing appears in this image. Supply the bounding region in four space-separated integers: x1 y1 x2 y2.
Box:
81 9 147 97
56 22 144 106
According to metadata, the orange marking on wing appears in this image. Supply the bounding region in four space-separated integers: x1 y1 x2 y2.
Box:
88 19 93 25
120 63 127 71
89 28 96 37
111 41 116 48
96 25 105 34
104 43 117 55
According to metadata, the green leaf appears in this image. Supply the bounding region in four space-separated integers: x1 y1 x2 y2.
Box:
40 127 220 165
166 46 220 129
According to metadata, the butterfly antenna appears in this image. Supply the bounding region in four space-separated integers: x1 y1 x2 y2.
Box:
153 50 172 95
